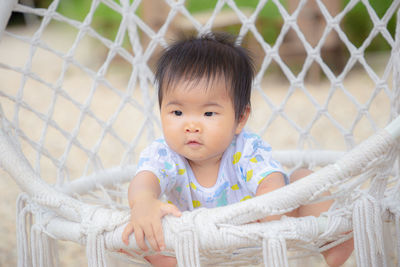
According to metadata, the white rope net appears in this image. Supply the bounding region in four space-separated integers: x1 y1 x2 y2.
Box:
0 0 399 266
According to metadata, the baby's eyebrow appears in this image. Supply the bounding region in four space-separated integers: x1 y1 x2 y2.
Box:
203 102 223 108
165 101 183 106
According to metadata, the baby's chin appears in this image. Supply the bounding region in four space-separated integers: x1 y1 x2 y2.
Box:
184 153 225 166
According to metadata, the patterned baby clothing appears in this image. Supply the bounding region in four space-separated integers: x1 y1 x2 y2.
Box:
136 130 288 211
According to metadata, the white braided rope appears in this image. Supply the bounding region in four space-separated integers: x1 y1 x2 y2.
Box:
2 111 399 265
0 0 397 182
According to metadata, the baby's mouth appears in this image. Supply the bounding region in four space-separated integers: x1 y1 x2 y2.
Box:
186 140 202 146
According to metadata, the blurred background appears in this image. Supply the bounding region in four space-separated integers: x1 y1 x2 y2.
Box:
8 0 396 77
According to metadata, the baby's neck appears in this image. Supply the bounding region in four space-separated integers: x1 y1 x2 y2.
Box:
188 158 221 188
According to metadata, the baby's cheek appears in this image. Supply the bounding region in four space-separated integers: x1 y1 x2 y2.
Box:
163 126 180 148
163 120 178 136
210 131 234 150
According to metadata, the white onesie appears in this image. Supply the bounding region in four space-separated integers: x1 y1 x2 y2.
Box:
136 130 287 211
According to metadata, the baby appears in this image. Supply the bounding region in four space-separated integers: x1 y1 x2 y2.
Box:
122 32 353 267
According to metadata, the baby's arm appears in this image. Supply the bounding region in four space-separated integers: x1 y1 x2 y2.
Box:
122 171 181 252
255 172 286 222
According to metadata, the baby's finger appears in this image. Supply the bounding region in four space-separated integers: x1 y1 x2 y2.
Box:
122 223 134 245
133 224 148 251
153 220 165 251
142 224 160 252
161 203 182 217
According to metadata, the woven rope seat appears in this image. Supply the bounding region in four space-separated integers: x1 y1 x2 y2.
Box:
0 0 400 266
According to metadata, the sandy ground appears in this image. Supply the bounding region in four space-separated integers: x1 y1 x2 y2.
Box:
0 22 394 266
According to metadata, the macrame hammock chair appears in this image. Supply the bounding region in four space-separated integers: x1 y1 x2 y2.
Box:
0 0 400 266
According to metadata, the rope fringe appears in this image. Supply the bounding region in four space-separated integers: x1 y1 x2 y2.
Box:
31 225 59 267
86 232 107 267
17 194 32 267
17 194 60 267
396 214 400 267
353 196 386 267
175 229 200 267
82 207 129 267
262 237 288 267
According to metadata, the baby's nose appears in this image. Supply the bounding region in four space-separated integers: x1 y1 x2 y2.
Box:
185 122 201 133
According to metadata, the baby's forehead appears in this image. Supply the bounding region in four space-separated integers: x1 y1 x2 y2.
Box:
163 74 232 94
161 76 235 107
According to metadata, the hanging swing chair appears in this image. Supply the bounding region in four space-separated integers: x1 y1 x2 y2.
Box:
0 0 399 266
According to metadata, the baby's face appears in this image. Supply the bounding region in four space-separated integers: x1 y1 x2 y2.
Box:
160 77 246 166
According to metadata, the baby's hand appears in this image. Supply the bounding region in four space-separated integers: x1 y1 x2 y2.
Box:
122 192 181 252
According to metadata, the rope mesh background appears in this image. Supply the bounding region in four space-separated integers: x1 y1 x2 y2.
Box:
1 0 398 186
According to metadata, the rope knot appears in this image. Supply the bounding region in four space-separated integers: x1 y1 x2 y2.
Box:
330 17 340 27
286 15 297 25
308 48 320 59
375 21 386 32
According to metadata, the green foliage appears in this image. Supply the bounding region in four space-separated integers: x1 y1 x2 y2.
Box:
55 0 122 40
186 0 284 19
56 0 91 22
35 0 395 52
341 0 396 51
186 0 284 45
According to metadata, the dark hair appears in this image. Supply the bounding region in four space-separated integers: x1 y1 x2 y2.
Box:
155 32 254 121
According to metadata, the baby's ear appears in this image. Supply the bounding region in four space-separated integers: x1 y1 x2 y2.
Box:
235 105 250 134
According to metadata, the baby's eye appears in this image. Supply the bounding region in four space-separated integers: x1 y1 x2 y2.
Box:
173 110 183 116
204 112 215 117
